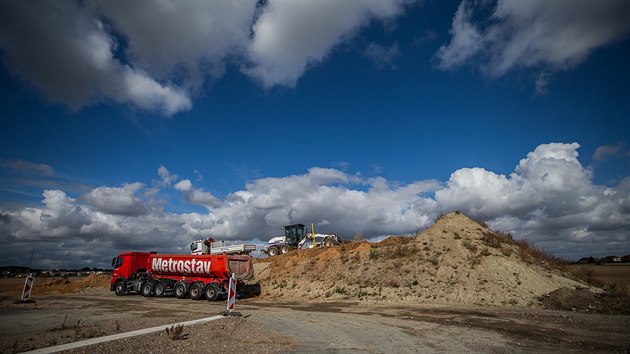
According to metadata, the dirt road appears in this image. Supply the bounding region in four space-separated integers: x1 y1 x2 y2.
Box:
1 289 629 353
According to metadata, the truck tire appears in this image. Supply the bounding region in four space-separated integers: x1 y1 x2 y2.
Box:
204 283 220 301
267 246 279 257
189 282 204 300
280 245 290 254
323 238 335 247
154 281 166 297
174 282 188 299
114 281 126 296
141 281 154 297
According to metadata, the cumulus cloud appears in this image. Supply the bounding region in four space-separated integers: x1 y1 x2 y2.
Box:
83 182 147 216
0 0 417 114
94 0 256 90
0 1 191 116
437 142 597 220
175 179 221 209
1 143 629 268
243 0 415 87
436 0 630 77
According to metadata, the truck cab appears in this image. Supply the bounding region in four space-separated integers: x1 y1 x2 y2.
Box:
110 252 153 290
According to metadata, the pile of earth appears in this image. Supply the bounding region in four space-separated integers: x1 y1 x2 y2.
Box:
10 274 110 297
540 287 630 314
252 212 598 308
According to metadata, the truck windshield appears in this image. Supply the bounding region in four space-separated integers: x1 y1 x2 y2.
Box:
111 257 123 268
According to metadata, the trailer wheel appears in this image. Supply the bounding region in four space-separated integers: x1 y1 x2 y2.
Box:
204 283 220 301
114 281 126 296
141 281 154 297
189 283 204 300
154 281 166 297
267 246 279 257
280 245 290 254
174 282 188 299
323 238 335 247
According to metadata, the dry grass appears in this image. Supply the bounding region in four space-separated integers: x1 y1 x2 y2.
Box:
165 324 188 340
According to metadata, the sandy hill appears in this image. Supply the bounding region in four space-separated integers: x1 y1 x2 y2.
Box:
253 212 591 307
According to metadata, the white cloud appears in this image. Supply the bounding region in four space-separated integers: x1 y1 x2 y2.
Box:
0 1 191 116
243 0 415 87
157 165 177 187
94 0 256 90
0 0 417 114
435 1 482 70
83 182 147 216
174 179 221 209
1 143 629 268
174 179 193 192
436 0 630 79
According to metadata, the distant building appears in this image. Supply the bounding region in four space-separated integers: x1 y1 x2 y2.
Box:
602 256 622 263
621 255 630 263
576 256 596 264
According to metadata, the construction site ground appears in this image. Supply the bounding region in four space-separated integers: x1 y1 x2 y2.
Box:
0 286 628 354
1 213 629 353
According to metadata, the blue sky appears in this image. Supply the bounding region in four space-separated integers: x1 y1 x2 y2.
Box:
1 0 629 268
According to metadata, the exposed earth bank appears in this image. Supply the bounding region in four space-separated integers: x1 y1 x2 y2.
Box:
253 212 615 310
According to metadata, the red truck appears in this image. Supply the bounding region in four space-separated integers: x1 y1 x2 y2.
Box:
110 252 253 301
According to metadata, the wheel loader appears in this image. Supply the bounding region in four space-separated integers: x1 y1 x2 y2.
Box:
262 223 342 256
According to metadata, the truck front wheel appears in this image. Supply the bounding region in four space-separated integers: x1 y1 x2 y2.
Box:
280 245 290 254
267 246 279 256
141 281 154 297
114 281 126 296
189 283 204 300
204 283 221 301
174 282 188 299
323 238 335 247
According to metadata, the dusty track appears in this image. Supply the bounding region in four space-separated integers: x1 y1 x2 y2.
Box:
1 289 629 353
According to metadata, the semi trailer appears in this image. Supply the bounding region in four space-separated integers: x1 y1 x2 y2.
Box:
110 251 253 301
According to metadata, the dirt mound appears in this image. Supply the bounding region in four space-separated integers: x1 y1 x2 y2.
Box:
7 274 111 297
540 287 630 314
252 212 595 307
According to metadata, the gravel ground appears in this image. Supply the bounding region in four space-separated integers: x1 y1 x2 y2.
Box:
1 290 629 354
61 317 293 354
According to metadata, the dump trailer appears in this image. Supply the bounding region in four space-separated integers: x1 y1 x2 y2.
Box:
190 239 256 255
110 252 253 301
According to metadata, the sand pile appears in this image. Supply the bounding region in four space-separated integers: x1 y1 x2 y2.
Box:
253 212 592 307
10 274 111 297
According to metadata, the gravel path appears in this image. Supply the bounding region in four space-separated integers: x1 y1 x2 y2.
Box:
1 290 629 353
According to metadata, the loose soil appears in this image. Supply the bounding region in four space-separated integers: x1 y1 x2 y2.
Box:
0 289 629 353
253 213 600 309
